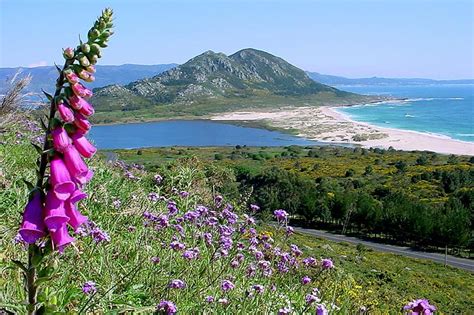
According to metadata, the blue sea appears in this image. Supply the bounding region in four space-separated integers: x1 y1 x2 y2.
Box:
337 84 474 142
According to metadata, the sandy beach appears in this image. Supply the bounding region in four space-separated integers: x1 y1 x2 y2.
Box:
211 106 474 156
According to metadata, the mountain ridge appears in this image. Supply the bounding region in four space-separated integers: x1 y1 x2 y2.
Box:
306 71 474 86
92 48 355 112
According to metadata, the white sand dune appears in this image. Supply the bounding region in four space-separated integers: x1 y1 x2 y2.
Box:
211 106 474 156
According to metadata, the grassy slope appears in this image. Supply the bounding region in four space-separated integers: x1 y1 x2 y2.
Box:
1 124 473 313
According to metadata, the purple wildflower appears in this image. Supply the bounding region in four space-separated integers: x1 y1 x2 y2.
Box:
221 280 235 292
169 279 186 289
154 174 163 185
112 199 121 209
403 299 437 314
205 296 215 303
274 209 288 222
290 244 303 257
301 276 311 285
150 256 160 264
250 204 260 212
82 281 97 295
316 304 328 315
148 192 159 202
321 258 334 270
252 284 264 294
157 300 177 314
167 200 178 216
286 226 294 236
214 195 223 208
306 294 320 305
278 307 291 315
91 226 110 243
179 190 189 198
183 248 200 260
303 257 317 267
170 240 186 251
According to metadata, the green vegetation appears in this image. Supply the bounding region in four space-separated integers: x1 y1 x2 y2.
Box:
2 123 474 313
112 145 474 253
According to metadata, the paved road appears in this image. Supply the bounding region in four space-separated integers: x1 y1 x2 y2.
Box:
294 227 474 272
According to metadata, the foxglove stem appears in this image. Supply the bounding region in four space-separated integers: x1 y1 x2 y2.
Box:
27 57 73 315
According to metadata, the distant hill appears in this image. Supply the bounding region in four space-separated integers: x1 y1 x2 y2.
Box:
0 64 177 94
92 48 372 116
306 72 474 86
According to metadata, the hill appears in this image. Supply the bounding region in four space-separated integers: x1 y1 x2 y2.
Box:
306 72 474 86
0 64 177 95
91 49 377 122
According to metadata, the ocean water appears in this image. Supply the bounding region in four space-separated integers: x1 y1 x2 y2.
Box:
336 84 474 142
89 120 320 149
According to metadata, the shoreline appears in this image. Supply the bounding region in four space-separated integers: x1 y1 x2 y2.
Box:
211 106 474 156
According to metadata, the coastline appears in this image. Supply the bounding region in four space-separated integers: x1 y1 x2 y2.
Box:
211 106 474 156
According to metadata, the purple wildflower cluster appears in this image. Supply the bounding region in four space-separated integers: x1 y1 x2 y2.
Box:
139 194 341 315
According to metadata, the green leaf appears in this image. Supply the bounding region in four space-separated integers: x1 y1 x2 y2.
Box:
40 118 48 131
42 89 53 101
34 276 53 287
31 142 43 154
22 179 35 191
11 260 27 272
54 63 62 74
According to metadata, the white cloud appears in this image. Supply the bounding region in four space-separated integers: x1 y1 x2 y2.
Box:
28 61 48 67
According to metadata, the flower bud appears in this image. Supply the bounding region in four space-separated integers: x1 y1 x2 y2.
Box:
81 43 91 54
89 55 99 65
63 47 75 59
57 102 74 123
83 74 95 82
71 83 93 99
79 55 90 67
73 112 91 133
88 29 100 40
78 69 91 81
86 65 96 73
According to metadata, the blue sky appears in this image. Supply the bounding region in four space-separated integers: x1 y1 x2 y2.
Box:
1 0 473 79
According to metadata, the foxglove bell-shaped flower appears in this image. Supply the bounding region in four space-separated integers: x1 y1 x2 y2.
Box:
65 201 88 231
70 189 87 203
68 95 84 110
50 224 74 252
57 102 74 123
78 100 95 117
71 132 97 158
71 82 93 99
51 127 71 153
50 157 76 200
73 112 91 133
19 191 46 244
63 145 89 183
44 191 69 232
65 72 80 84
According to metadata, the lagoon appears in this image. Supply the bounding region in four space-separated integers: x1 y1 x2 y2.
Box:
89 120 319 149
